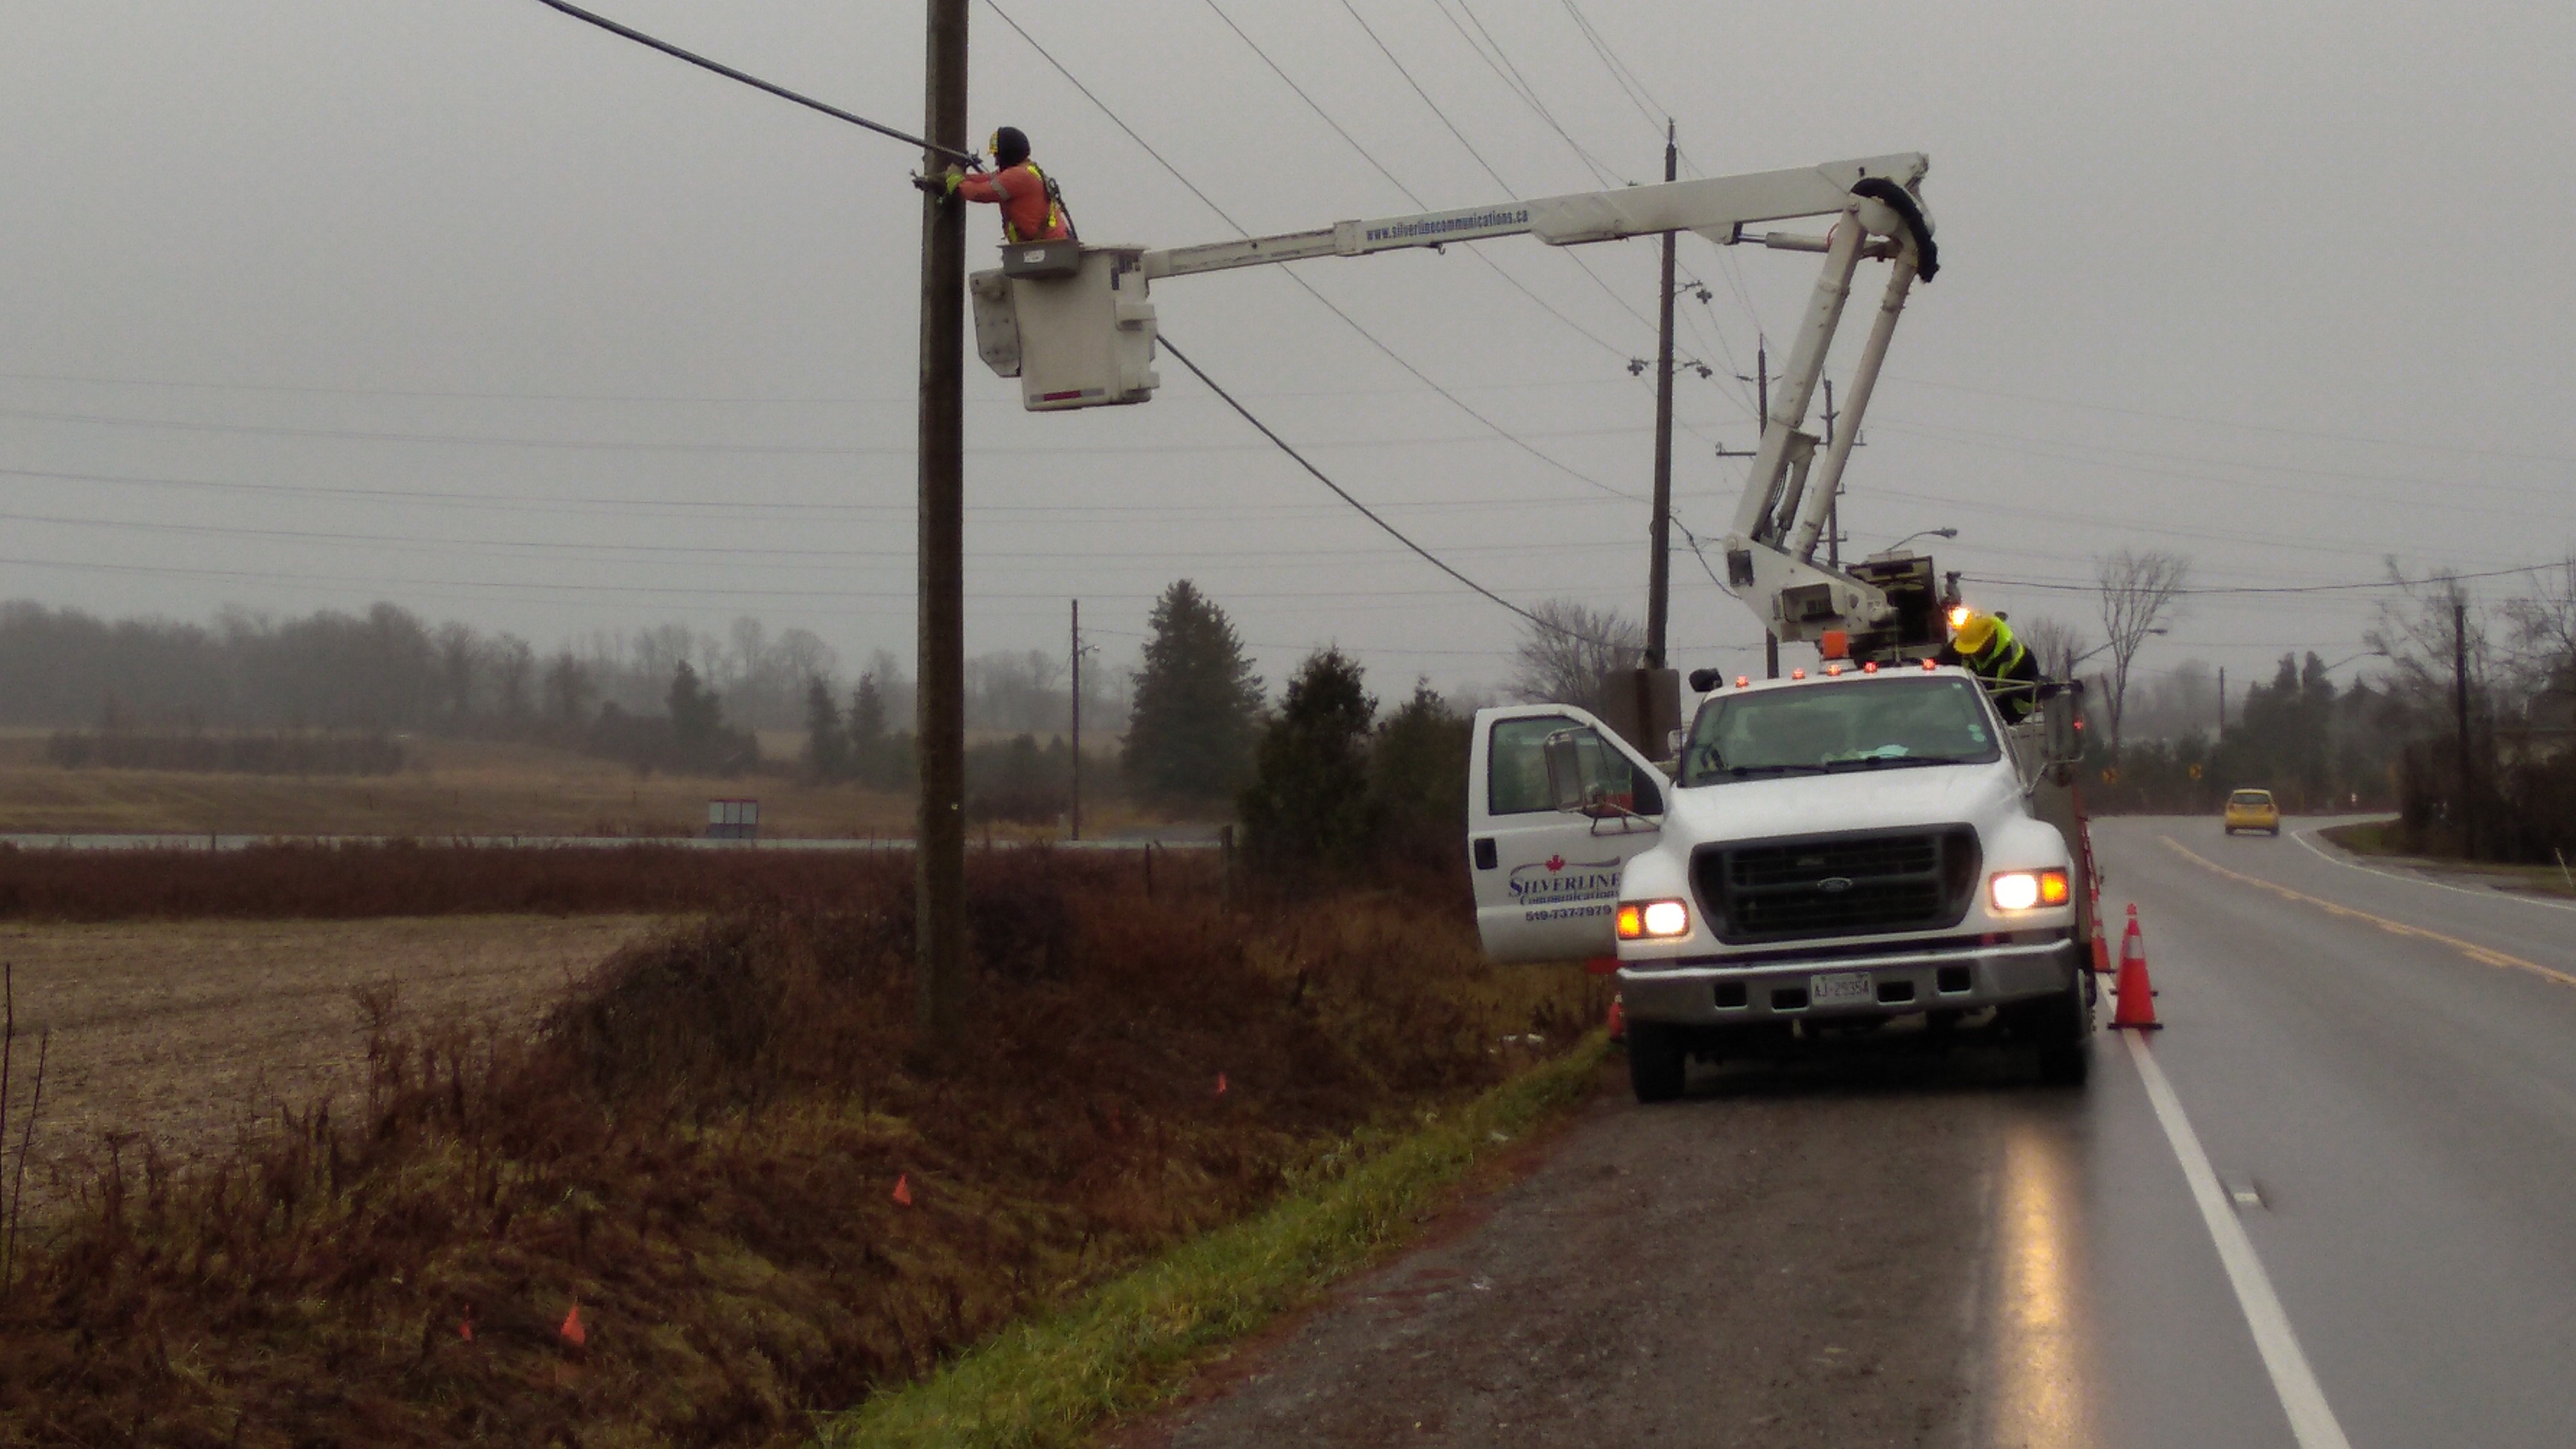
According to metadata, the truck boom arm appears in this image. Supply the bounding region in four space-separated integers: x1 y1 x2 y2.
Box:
981 152 1943 658
1139 154 1928 279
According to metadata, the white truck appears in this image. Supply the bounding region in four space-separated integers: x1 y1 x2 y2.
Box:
1458 162 2100 1098
971 150 2099 1095
1468 667 2098 1100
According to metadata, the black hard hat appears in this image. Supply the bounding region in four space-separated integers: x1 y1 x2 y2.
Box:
989 126 1030 167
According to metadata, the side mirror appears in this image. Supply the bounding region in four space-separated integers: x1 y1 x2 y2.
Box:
2043 681 2085 765
1543 727 1601 814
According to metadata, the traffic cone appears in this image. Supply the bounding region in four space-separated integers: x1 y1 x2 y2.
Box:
1605 991 1626 1043
2110 904 2163 1030
2090 927 2113 976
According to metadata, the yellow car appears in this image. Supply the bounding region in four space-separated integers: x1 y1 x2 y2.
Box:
2223 788 2281 837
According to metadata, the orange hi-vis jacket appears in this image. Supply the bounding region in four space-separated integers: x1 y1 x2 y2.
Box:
955 162 1068 243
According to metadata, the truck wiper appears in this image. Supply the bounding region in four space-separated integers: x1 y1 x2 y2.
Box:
1725 762 1833 777
1823 754 1975 772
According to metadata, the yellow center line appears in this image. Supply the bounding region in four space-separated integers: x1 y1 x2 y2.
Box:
2159 835 2576 991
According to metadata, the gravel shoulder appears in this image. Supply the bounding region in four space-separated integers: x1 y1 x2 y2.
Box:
1123 1037 2040 1448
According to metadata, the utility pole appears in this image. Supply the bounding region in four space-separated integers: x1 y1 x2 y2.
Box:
1068 598 1083 843
2454 596 2474 857
1644 120 1678 669
914 0 969 1050
2217 665 2226 740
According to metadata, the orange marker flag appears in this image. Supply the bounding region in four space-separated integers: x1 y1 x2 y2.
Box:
892 1173 914 1206
1215 1072 1229 1097
559 1300 587 1347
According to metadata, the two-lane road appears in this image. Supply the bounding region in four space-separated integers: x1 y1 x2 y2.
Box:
2074 817 2576 1448
1130 817 2576 1448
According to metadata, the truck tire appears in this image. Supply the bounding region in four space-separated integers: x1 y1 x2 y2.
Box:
1627 1019 1687 1103
2033 963 2095 1087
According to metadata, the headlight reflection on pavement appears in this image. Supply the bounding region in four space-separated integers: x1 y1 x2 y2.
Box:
1986 1114 2099 1444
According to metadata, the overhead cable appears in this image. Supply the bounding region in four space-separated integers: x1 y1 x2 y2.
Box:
1435 0 1623 186
983 0 1647 507
524 0 980 162
1160 335 1609 646
1961 564 2550 597
1195 0 1630 361
1558 0 1671 140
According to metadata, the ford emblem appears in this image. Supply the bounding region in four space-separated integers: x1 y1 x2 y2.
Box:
1815 876 1855 893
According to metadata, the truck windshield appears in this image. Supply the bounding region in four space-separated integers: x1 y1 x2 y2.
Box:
1678 676 2002 786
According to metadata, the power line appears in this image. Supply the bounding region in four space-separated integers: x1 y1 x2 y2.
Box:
983 0 1647 507
1961 563 2552 597
524 0 980 162
1160 335 1608 646
1558 0 1671 140
0 500 1645 564
1326 1 1660 342
1192 0 1630 361
1435 0 1624 186
0 463 1666 522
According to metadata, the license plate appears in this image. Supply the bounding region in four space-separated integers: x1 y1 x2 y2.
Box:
1808 971 1874 1007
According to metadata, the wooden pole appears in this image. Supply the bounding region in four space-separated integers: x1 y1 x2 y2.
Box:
914 0 969 1048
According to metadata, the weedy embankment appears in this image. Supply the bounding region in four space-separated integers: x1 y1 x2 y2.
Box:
0 849 1597 1445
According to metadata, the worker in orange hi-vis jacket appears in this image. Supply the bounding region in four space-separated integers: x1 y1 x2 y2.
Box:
929 126 1072 244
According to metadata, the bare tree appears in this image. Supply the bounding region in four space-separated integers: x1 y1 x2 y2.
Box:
2365 567 2491 728
2017 616 2090 683
2500 555 2576 704
1508 600 1643 712
2094 549 2190 756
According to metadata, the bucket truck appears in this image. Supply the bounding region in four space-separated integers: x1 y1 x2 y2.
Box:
974 155 2098 1096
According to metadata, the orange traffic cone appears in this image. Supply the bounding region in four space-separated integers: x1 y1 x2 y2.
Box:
2090 927 2113 976
2110 904 2163 1030
1605 991 1626 1043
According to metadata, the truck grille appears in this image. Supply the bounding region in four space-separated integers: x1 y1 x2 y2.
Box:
1694 827 1980 943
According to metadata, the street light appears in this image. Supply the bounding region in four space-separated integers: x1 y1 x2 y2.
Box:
2320 649 2385 672
1873 526 1958 557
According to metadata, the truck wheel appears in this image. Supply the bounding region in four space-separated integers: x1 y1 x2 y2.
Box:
2034 966 2094 1086
1627 1020 1687 1103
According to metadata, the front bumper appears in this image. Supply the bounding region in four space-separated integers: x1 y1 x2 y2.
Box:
1616 931 2081 1027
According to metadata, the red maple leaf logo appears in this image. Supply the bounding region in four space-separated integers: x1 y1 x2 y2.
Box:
1545 854 1566 872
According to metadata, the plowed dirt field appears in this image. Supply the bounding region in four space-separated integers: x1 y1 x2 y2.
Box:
0 915 663 1211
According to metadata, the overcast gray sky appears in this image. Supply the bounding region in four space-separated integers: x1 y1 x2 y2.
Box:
3 0 2570 701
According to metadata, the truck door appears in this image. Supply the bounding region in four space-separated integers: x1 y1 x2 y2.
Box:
1466 704 1668 964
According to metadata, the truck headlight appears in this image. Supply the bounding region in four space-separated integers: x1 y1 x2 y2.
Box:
1616 899 1691 940
1988 869 2070 912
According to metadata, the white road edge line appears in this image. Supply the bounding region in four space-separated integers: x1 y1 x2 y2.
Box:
2293 828 2576 915
2123 1032 2354 1449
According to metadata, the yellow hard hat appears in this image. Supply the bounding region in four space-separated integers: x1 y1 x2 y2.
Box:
1951 609 1997 655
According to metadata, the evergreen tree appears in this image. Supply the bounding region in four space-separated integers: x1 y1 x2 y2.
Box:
804 676 849 780
1123 580 1264 802
848 673 893 786
1370 679 1470 839
668 661 722 750
1239 647 1376 873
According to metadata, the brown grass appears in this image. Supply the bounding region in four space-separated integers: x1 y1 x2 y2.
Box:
0 840 913 922
0 734 1171 841
0 850 1597 1445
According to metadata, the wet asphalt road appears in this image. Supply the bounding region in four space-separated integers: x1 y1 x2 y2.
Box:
1126 818 2576 1448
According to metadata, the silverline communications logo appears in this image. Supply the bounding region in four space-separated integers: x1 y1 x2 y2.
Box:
1363 207 1530 244
1506 854 1623 906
